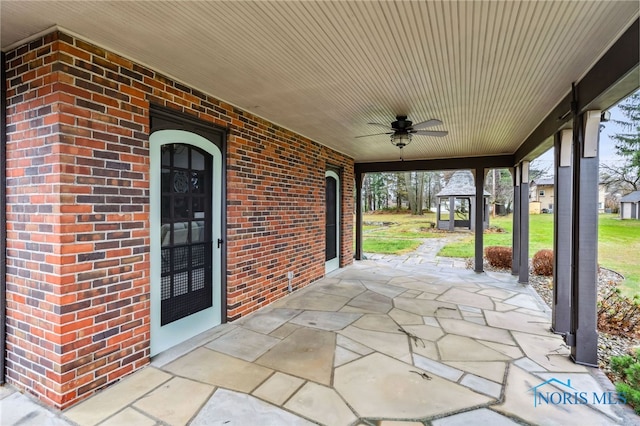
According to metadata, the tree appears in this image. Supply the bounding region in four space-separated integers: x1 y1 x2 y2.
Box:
485 168 516 214
363 173 390 211
602 92 640 193
404 171 425 215
611 92 640 168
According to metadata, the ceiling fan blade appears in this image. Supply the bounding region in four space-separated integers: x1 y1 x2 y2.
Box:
411 119 443 130
366 122 393 130
412 130 448 137
355 131 394 139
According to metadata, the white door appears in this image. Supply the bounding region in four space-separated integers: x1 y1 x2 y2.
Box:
325 170 340 274
149 130 222 356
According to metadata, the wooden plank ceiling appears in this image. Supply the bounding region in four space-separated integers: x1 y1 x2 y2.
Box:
2 1 638 162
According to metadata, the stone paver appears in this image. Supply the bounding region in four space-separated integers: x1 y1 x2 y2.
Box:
413 354 464 381
512 331 588 372
503 293 543 310
336 334 375 355
476 340 524 359
347 290 394 313
334 345 362 367
485 310 552 336
205 326 281 362
438 318 515 345
240 308 301 334
431 408 519 425
438 287 495 310
133 377 213 426
444 361 507 383
335 353 491 418
313 279 367 298
192 389 314 426
394 297 458 317
389 307 424 325
364 281 408 298
1 392 71 426
64 367 172 426
352 313 404 333
460 373 502 398
438 334 512 362
339 325 412 362
256 328 335 385
284 382 358 425
2 241 631 426
276 290 349 311
290 310 361 331
100 408 156 426
164 347 272 392
252 372 305 406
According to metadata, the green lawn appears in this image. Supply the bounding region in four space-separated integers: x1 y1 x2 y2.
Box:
360 212 437 254
362 212 640 297
363 238 423 254
438 214 555 257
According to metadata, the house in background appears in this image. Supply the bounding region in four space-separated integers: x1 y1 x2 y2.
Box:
531 179 608 213
620 191 640 219
598 183 609 213
529 178 554 213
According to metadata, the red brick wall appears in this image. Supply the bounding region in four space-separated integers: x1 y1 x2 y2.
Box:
4 31 353 408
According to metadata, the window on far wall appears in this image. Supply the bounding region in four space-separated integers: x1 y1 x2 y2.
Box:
539 190 545 196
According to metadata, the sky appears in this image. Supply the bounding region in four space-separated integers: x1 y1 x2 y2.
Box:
531 99 633 176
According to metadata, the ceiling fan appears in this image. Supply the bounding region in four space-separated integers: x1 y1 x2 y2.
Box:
356 115 448 149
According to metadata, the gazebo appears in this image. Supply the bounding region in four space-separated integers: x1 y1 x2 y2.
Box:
437 170 490 231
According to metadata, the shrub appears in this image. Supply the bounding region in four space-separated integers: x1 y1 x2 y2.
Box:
484 246 512 269
532 249 554 276
598 289 640 338
610 348 640 414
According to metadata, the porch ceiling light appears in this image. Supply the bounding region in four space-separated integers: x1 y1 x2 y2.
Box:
390 132 412 149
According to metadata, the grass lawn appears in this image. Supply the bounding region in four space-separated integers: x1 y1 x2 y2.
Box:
360 212 437 254
362 212 640 297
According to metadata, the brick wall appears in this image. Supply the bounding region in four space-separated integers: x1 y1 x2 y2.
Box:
4 31 353 408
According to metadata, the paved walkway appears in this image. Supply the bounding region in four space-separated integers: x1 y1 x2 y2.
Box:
1 248 637 425
365 234 469 269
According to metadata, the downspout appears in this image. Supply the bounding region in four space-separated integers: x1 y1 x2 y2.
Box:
1 51 7 384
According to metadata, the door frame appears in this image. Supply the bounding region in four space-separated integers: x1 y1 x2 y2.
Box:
149 130 225 356
149 104 227 356
325 169 340 274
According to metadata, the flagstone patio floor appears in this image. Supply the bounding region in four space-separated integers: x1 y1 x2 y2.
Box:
2 256 636 425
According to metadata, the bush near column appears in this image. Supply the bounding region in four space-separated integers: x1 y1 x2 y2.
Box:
484 246 512 269
532 249 554 276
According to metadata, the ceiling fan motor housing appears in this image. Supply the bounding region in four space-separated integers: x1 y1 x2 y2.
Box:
392 115 412 131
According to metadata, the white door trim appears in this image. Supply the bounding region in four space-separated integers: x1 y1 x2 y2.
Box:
149 130 222 356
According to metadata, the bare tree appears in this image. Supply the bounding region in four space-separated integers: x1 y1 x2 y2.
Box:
600 163 639 193
601 91 640 194
404 171 425 215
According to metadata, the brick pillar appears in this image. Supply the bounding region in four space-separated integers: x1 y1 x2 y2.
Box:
5 32 150 408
